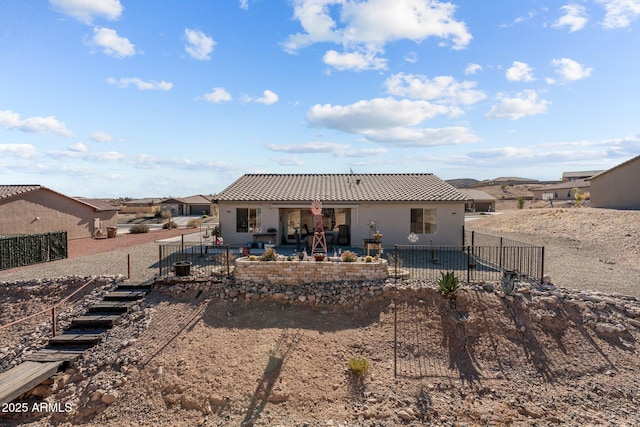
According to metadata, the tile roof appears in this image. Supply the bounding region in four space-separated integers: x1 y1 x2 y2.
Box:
589 154 640 180
0 185 42 200
216 174 469 202
534 179 590 191
0 185 118 211
458 189 497 201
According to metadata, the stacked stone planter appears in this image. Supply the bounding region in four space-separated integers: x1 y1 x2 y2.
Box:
234 257 388 286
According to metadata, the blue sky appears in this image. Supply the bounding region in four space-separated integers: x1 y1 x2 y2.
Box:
1 0 639 198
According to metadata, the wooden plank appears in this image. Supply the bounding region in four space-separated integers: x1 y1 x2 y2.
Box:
0 361 63 404
71 313 122 328
48 333 103 347
24 348 86 363
103 290 147 301
88 301 135 313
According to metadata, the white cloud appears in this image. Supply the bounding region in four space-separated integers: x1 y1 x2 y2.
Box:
323 49 387 71
506 61 535 82
0 110 73 137
284 0 472 71
597 0 640 28
307 97 454 133
267 141 388 157
465 63 482 75
91 131 122 143
485 90 550 120
68 142 87 152
553 4 588 32
107 77 173 91
203 87 232 103
0 143 39 158
89 27 136 58
362 126 481 146
273 156 304 166
184 29 216 60
255 90 279 105
551 58 593 81
384 73 486 105
239 0 249 10
50 0 123 24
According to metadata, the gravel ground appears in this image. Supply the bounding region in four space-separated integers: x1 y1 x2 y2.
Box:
0 229 195 284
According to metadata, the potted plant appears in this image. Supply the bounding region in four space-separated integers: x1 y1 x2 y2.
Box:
313 253 325 262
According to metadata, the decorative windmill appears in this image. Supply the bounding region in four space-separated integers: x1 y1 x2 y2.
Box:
310 199 327 254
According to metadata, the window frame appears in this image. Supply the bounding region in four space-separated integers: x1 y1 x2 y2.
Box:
236 207 261 233
410 208 437 234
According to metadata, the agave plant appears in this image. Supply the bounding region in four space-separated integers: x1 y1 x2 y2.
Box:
501 271 518 296
437 271 460 298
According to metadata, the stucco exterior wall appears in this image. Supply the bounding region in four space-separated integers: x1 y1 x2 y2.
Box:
590 157 640 209
218 201 465 248
0 189 117 239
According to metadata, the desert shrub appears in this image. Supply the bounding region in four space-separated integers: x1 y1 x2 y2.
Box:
129 224 149 234
341 250 358 262
187 218 201 228
516 197 525 209
153 207 162 218
163 220 178 229
437 271 460 297
261 248 276 261
249 255 257 261
348 357 369 378
365 255 373 262
161 209 172 219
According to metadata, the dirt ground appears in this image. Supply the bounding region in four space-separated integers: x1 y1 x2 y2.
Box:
2 208 640 426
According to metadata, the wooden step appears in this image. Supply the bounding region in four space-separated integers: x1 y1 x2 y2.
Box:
48 331 105 347
71 313 122 328
103 290 148 301
24 348 86 363
88 301 136 313
0 361 63 404
116 280 153 291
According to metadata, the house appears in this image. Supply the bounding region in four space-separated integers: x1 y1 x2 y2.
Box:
562 170 603 182
0 185 119 239
458 189 497 212
215 173 469 248
160 195 215 216
589 155 640 209
531 179 590 202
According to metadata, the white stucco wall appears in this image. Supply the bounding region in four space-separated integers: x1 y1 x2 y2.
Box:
218 201 465 248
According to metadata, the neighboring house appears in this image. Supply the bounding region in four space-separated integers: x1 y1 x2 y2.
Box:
589 155 640 209
562 170 603 182
181 195 216 216
215 173 469 248
531 179 591 202
160 195 215 216
458 189 497 212
0 185 119 240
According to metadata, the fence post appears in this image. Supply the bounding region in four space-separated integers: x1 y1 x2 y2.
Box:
51 307 56 337
540 246 545 284
392 302 397 378
226 245 230 277
499 237 503 271
394 245 398 279
127 253 131 279
466 246 471 283
158 245 162 276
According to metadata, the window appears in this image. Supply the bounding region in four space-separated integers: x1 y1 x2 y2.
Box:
410 208 437 234
236 208 261 233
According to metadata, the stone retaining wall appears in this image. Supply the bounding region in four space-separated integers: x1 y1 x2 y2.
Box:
233 258 388 286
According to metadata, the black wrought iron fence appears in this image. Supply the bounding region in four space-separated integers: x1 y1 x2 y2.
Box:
391 243 544 284
158 243 232 277
0 231 68 270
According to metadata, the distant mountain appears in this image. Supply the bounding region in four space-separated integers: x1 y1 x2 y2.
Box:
446 178 479 188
